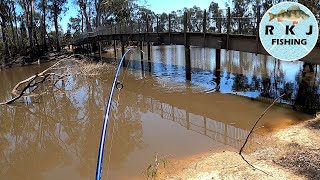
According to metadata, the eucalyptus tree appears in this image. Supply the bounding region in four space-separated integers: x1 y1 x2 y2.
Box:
231 0 251 33
208 2 223 32
136 7 155 32
6 0 17 48
170 11 180 32
48 0 67 52
40 0 47 50
94 0 102 27
0 0 9 55
183 6 204 32
69 17 82 34
77 0 93 31
158 12 168 32
19 0 35 52
99 0 137 25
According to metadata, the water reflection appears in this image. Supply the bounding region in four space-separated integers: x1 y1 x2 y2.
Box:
0 45 315 179
117 45 320 114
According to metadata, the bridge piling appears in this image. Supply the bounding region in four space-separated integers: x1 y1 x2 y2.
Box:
216 49 221 71
256 5 261 54
147 42 151 73
113 40 117 60
203 9 207 47
140 41 144 71
121 40 126 67
215 49 221 91
227 7 231 51
184 12 191 81
147 16 152 73
185 46 191 80
98 42 102 61
169 14 172 44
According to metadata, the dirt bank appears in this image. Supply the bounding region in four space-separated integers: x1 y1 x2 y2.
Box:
0 51 71 69
156 117 320 180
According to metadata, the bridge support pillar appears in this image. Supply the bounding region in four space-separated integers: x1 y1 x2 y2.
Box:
215 49 221 92
98 42 102 62
216 49 221 71
121 41 126 67
140 41 144 71
147 42 151 73
184 11 191 81
113 40 117 60
185 45 191 81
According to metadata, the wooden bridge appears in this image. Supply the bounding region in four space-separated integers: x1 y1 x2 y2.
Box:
72 7 320 80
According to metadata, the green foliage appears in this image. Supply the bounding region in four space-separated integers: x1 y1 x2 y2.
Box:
69 17 81 33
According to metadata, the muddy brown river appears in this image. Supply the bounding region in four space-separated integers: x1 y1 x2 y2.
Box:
0 45 317 179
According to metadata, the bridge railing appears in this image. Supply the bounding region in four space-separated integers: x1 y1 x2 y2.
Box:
73 7 263 44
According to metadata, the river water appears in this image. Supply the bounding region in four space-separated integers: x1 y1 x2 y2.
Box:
0 45 317 179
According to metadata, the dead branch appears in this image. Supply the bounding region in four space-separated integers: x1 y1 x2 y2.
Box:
0 75 38 105
1 53 112 105
239 94 285 174
12 55 74 95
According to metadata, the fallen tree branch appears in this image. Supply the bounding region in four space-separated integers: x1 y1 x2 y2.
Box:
12 55 74 95
0 74 38 105
239 94 285 174
1 53 112 105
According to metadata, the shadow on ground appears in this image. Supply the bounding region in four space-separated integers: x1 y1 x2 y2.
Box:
274 143 320 180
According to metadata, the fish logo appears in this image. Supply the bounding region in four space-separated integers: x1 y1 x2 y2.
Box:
268 5 310 25
259 2 318 61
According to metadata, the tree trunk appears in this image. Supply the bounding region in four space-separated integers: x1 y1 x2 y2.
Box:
80 1 92 31
11 1 19 49
81 12 84 32
0 22 9 57
54 2 60 52
42 0 47 51
95 0 101 27
29 0 34 53
8 8 16 48
12 1 20 50
0 1 9 57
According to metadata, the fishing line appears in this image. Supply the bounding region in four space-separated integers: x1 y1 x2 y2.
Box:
105 93 120 180
105 58 132 180
96 48 144 180
95 48 133 180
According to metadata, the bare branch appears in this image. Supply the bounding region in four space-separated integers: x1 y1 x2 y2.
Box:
239 94 285 175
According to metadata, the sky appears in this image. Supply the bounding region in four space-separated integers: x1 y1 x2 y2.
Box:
61 0 228 31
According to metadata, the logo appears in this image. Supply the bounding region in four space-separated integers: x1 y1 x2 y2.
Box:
259 2 318 61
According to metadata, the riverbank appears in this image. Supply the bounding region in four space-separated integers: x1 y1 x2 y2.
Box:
156 117 320 179
0 50 72 69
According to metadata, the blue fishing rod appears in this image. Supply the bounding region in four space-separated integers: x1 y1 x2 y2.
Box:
96 49 132 180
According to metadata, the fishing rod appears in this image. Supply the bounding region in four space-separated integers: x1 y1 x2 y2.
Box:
96 48 132 180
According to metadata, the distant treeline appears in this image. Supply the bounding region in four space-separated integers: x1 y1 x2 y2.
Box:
0 0 319 58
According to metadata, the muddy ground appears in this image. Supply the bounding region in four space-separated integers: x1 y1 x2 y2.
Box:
156 117 320 180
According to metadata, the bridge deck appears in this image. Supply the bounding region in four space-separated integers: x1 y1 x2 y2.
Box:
72 32 320 64
72 7 320 64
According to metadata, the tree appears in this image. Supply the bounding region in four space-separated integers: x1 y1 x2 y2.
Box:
49 0 67 52
41 0 47 50
77 0 92 31
69 17 82 33
99 0 137 24
0 0 10 56
20 0 35 52
208 2 223 32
